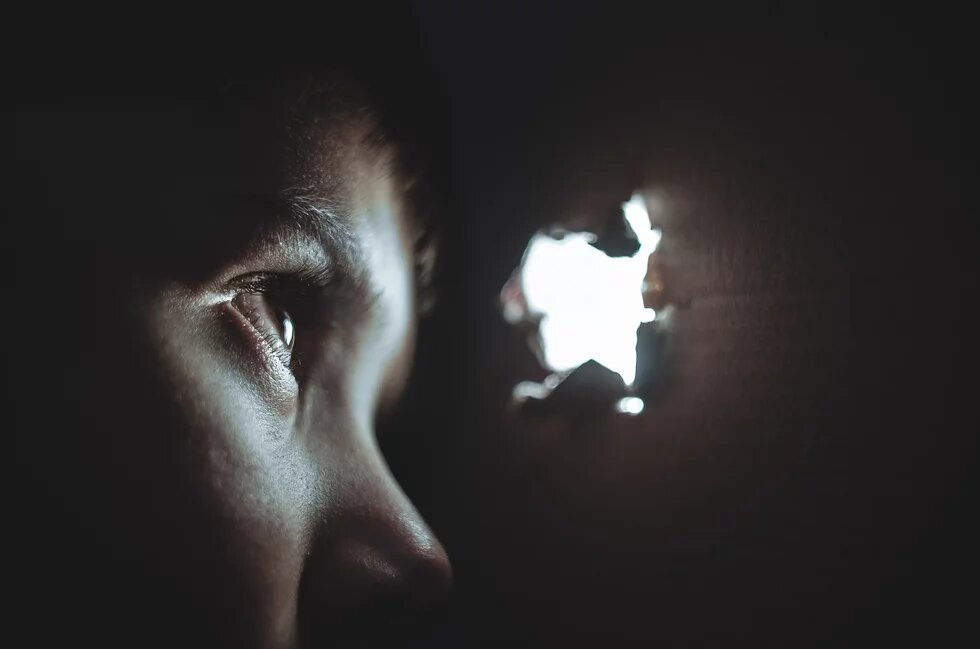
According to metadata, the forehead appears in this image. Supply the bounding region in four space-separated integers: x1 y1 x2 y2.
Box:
34 89 406 281
160 87 394 211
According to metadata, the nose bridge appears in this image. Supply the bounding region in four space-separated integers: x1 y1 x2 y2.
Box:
336 447 447 578
300 432 452 627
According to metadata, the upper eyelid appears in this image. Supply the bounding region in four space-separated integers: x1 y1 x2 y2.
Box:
246 196 381 309
228 265 337 296
184 192 385 321
277 191 366 277
185 189 356 289
226 253 383 326
206 224 348 298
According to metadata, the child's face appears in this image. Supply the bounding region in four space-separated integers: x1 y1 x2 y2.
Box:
41 97 451 646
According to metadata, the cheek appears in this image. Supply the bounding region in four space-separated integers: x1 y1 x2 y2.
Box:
371 256 416 413
142 291 320 643
346 200 416 417
217 299 300 416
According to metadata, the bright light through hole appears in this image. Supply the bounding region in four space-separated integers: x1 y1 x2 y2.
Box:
518 193 661 386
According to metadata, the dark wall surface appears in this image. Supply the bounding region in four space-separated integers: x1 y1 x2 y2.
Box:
388 3 974 646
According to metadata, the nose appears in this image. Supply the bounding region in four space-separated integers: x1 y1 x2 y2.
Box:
298 448 453 640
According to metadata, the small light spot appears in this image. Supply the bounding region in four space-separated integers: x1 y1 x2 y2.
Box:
615 396 645 415
513 381 552 401
502 300 524 324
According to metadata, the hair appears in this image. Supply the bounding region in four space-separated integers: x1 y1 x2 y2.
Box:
280 63 445 313
9 3 445 308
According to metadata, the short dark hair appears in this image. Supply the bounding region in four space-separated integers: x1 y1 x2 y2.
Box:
9 3 445 308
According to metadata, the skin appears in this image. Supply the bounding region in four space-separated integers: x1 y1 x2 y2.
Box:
13 89 451 647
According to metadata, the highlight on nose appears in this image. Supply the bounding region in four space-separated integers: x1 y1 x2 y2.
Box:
297 474 453 639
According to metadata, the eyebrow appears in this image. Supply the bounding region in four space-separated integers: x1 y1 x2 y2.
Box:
273 191 380 301
226 189 363 281
279 190 358 261
205 188 378 306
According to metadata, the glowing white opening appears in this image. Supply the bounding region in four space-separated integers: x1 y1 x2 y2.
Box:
519 193 660 386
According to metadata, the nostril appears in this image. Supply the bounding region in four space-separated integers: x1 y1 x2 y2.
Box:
298 539 453 647
401 539 454 612
298 510 453 643
388 513 453 608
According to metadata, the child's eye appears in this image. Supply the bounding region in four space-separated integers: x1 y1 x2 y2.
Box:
280 308 295 351
231 291 296 368
224 263 334 376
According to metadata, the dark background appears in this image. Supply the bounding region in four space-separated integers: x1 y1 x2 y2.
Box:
385 3 976 647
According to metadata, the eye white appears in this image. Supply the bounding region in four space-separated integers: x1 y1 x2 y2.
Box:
280 310 295 350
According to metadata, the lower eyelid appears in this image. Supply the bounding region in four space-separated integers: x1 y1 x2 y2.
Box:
223 298 298 386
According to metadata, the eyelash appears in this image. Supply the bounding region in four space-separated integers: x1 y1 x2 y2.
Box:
233 291 295 369
229 267 335 371
231 265 336 296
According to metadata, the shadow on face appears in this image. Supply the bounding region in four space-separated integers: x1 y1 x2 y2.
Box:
12 57 452 649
